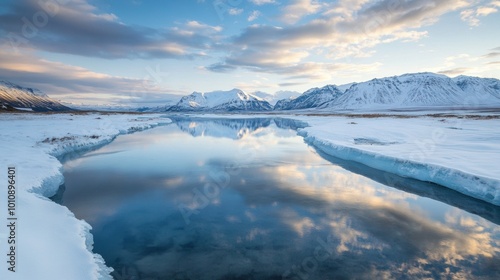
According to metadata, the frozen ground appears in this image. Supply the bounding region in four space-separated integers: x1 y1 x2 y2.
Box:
0 113 170 280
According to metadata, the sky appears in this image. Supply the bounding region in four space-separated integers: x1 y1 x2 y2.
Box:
0 0 499 106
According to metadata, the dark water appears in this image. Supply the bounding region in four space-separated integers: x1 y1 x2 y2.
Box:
60 117 500 280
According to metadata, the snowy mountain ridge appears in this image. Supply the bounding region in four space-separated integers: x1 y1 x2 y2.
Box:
453 75 500 99
273 73 500 111
274 85 343 110
0 80 48 97
161 72 500 112
251 90 300 105
320 73 500 110
0 80 71 112
168 88 272 111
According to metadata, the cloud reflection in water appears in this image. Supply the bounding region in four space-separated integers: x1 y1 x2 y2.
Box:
61 118 500 280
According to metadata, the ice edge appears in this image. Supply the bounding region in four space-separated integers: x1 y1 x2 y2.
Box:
298 130 500 206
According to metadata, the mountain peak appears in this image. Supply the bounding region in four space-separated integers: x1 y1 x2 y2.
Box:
168 88 272 112
275 84 343 110
0 81 71 112
317 73 500 110
0 80 49 98
398 72 449 79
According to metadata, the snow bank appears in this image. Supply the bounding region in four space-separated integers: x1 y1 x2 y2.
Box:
297 116 500 206
0 113 169 280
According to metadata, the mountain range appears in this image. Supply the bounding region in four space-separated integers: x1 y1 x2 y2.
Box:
167 89 272 112
2 73 500 113
165 73 500 112
317 73 500 110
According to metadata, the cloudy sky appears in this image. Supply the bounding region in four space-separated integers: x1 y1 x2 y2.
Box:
0 0 499 105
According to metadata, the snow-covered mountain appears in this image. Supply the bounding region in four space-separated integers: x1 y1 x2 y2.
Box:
137 105 173 112
149 73 500 113
168 89 272 112
0 81 71 112
315 73 500 110
252 90 300 105
453 75 500 99
251 91 274 105
274 85 343 110
136 100 179 112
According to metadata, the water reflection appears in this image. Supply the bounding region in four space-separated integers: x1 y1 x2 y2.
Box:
312 149 500 226
61 117 500 280
170 115 308 139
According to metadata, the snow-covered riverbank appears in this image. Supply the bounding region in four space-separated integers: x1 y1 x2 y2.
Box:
298 116 500 206
0 113 170 280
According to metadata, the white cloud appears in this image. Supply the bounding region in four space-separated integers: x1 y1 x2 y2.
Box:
185 20 223 32
229 8 243 15
461 9 480 26
476 6 498 15
0 0 223 59
249 0 276 5
429 49 500 77
248 10 261 22
208 0 472 82
324 0 371 18
491 0 500 7
460 1 499 26
279 0 323 24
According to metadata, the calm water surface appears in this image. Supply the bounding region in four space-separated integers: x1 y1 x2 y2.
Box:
60 117 500 280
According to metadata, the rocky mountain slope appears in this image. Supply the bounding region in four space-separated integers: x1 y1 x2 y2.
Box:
0 81 71 112
274 85 343 110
